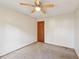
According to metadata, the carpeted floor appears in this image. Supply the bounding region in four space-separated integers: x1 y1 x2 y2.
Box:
0 42 78 59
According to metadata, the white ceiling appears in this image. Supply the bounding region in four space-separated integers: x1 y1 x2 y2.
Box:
0 0 79 19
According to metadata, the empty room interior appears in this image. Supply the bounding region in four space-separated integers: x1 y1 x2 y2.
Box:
0 0 79 59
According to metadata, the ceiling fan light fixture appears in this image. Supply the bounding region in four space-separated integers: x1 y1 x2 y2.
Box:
35 7 41 11
20 0 55 14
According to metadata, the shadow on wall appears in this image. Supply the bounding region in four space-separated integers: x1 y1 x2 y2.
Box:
0 6 36 56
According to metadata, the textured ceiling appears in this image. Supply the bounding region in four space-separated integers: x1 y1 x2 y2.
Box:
0 0 79 19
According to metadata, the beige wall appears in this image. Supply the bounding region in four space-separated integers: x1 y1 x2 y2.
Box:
45 13 75 48
0 6 36 56
75 6 79 57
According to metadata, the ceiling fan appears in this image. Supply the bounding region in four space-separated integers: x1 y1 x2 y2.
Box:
20 0 54 14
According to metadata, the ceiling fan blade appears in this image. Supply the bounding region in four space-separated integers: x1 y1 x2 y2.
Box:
43 3 54 8
20 3 34 7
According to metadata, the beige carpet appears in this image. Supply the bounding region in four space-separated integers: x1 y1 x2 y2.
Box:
0 42 78 59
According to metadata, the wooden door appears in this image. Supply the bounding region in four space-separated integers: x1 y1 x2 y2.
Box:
37 21 44 42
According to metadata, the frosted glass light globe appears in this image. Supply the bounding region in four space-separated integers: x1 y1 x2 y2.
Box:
35 7 41 11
